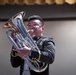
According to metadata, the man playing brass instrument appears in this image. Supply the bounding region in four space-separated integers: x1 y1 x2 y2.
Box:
10 15 55 75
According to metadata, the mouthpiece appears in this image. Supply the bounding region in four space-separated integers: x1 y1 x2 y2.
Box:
27 29 34 32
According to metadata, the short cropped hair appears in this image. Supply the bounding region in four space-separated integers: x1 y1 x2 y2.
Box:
28 15 44 26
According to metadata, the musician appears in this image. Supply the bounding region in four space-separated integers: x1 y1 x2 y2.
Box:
10 15 55 75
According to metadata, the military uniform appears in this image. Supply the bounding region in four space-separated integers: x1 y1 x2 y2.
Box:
10 36 55 75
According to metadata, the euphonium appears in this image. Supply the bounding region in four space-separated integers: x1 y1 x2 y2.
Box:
4 11 48 72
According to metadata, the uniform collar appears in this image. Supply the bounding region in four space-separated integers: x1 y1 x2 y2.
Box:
33 36 41 41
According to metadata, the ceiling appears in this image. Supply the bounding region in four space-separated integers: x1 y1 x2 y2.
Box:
0 0 76 5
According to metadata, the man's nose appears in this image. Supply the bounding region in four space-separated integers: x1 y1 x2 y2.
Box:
28 27 33 30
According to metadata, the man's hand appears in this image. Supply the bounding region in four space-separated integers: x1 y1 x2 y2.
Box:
13 46 31 59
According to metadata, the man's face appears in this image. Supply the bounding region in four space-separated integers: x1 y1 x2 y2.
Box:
27 19 44 38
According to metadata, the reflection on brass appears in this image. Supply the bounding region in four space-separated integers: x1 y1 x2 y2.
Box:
4 23 12 28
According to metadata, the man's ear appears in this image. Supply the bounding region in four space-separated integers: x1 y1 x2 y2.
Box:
41 27 45 31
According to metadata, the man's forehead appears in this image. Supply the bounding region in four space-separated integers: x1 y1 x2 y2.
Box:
30 19 41 23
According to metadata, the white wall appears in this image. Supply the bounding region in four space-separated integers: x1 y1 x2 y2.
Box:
0 21 76 75
44 21 76 75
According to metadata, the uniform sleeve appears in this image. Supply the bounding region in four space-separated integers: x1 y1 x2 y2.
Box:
10 47 24 68
30 38 55 64
40 39 55 64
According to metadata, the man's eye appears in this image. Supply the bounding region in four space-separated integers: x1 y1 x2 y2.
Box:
34 24 38 26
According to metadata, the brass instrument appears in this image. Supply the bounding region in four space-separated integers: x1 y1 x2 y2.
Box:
4 11 48 72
